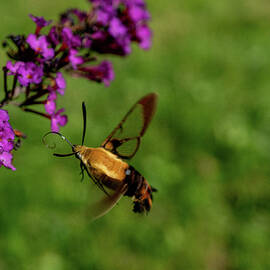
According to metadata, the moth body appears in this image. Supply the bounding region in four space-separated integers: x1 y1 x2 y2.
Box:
75 145 128 190
74 145 155 212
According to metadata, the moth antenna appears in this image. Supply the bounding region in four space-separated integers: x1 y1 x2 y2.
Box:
81 102 87 145
42 131 74 150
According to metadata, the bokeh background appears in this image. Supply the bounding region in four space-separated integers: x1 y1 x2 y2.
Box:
1 0 270 269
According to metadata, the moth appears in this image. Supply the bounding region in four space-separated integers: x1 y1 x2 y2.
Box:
43 93 158 220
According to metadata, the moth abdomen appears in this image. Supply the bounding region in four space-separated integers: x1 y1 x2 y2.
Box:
124 166 156 213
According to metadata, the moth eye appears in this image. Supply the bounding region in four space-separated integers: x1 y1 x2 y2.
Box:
125 169 131 175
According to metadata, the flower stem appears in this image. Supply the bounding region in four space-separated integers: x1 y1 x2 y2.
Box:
3 67 9 98
22 107 50 119
19 89 48 107
11 74 18 99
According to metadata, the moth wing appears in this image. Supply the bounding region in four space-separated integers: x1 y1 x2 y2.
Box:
88 184 128 221
101 93 157 159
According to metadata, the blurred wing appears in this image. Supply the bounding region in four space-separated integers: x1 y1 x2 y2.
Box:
101 93 158 159
89 184 128 221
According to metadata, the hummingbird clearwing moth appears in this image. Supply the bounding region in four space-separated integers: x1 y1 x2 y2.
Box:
43 93 158 220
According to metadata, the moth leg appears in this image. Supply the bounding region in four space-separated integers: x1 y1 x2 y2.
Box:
80 161 85 182
93 175 110 196
84 167 110 196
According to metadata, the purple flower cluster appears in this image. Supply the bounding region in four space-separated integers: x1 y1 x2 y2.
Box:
0 0 152 171
4 15 69 132
3 1 151 129
75 61 114 86
0 110 15 170
27 34 54 59
89 0 152 55
6 61 43 86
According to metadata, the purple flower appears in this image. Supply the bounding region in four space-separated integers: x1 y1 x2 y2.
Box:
96 9 111 25
0 136 14 152
48 26 60 46
136 25 152 50
119 37 131 55
26 34 54 60
90 29 131 55
125 0 150 22
96 5 115 25
0 109 16 171
117 0 152 51
108 17 131 54
6 61 24 75
76 60 114 86
29 14 52 28
17 62 43 86
45 92 57 115
109 17 127 38
55 72 66 95
0 121 14 153
128 5 150 22
0 109 9 122
91 31 106 40
0 111 14 140
0 127 14 142
68 49 84 69
6 61 44 86
50 109 68 132
88 0 153 55
0 152 16 171
62 27 81 48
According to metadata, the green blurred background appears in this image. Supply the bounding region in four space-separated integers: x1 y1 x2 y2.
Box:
1 0 270 269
